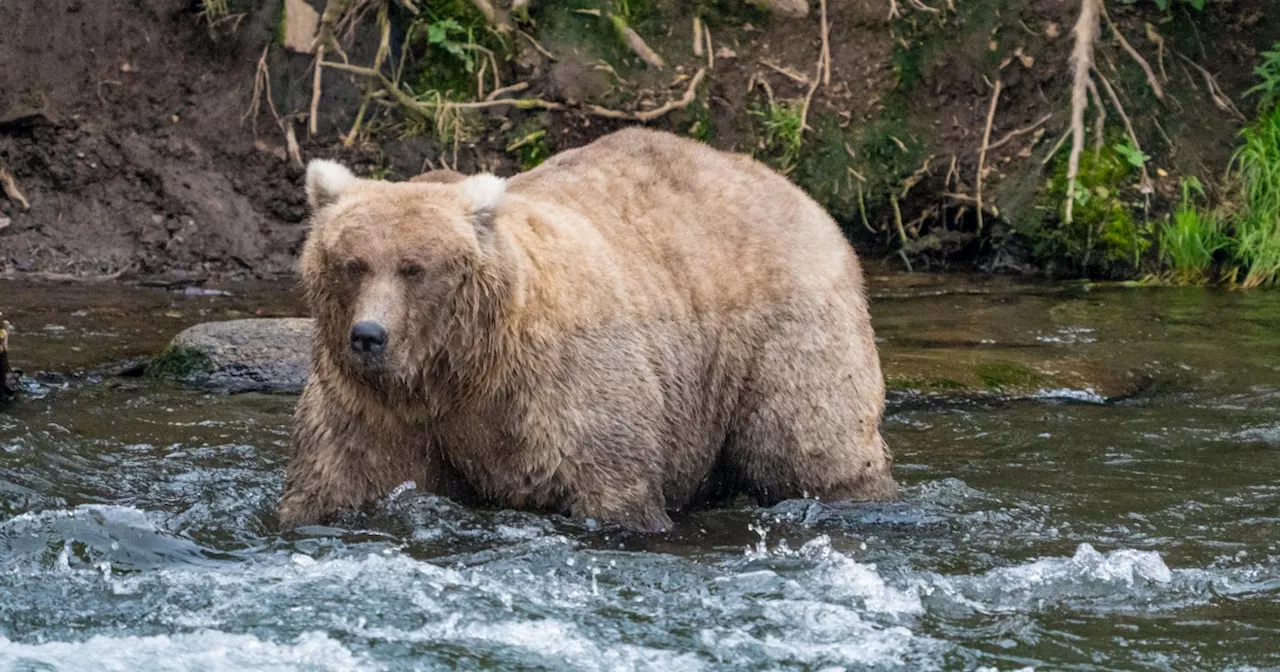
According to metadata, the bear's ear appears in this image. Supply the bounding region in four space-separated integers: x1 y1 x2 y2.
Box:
461 173 507 228
306 159 358 211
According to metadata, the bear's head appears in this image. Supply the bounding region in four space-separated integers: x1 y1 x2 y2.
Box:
300 159 508 387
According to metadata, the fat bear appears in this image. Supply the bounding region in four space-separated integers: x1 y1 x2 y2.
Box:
277 127 898 532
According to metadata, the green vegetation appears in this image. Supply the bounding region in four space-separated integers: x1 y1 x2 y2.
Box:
1158 178 1228 285
1227 103 1280 287
1028 140 1152 275
977 362 1043 391
1150 43 1280 288
146 346 213 380
749 99 804 174
506 121 553 170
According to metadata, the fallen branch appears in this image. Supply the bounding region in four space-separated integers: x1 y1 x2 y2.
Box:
1065 0 1101 225
1100 5 1163 101
588 68 707 121
0 167 30 211
693 16 704 57
976 79 1002 232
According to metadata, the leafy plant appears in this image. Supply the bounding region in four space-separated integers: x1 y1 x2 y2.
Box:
426 18 479 73
749 99 804 174
1245 42 1280 113
1113 140 1150 169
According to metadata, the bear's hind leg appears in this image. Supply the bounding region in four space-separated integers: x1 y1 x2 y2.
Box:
725 313 898 506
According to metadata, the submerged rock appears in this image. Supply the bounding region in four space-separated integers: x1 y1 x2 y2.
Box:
154 318 312 393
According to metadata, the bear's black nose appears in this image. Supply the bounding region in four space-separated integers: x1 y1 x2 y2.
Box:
350 321 388 355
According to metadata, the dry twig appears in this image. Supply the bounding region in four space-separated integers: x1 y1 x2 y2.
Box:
588 69 707 121
0 168 30 211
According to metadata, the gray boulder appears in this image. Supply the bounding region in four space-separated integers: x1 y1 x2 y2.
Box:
154 318 313 393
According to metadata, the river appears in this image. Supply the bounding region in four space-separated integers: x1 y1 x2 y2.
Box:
1 276 1277 670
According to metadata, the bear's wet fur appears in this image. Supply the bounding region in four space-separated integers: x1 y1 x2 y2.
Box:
278 127 898 532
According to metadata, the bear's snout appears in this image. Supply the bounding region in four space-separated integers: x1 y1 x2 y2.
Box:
350 320 388 356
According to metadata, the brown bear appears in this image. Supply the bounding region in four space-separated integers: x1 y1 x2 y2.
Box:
277 127 898 532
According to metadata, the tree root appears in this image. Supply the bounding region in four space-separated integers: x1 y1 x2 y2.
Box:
1100 5 1163 102
0 167 30 211
1065 0 1101 225
1095 71 1153 196
242 43 281 136
987 112 1053 152
589 69 707 121
976 79 1002 232
1174 51 1246 122
799 0 832 135
610 14 664 69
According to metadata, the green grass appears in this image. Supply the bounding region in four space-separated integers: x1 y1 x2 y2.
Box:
1158 178 1229 285
749 99 804 174
1228 104 1280 288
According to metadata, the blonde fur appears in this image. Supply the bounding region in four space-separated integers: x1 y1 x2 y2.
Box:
279 128 898 532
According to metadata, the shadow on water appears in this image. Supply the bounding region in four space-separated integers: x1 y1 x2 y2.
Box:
1 276 1278 670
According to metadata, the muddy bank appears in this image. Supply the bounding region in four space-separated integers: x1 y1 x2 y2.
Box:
0 0 1277 280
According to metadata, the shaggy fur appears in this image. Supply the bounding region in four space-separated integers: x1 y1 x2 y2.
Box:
278 127 898 531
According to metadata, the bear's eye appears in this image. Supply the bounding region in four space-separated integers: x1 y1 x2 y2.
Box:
399 261 426 279
342 259 369 277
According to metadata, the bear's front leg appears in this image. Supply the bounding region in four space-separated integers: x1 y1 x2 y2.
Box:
277 375 438 529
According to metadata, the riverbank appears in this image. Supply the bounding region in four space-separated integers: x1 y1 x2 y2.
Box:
1 0 1277 282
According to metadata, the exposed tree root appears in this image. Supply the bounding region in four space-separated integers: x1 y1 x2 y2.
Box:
1100 5 1163 102
326 61 706 124
1174 51 1246 122
1095 71 1153 196
976 79 1002 232
1086 77 1105 156
1065 0 1101 225
987 112 1052 152
0 167 30 211
589 69 707 121
518 30 555 61
799 0 832 135
242 43 282 136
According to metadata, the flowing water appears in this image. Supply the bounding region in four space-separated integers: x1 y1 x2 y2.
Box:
1 277 1278 671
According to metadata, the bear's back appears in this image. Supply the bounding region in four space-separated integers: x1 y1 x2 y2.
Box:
501 128 863 320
